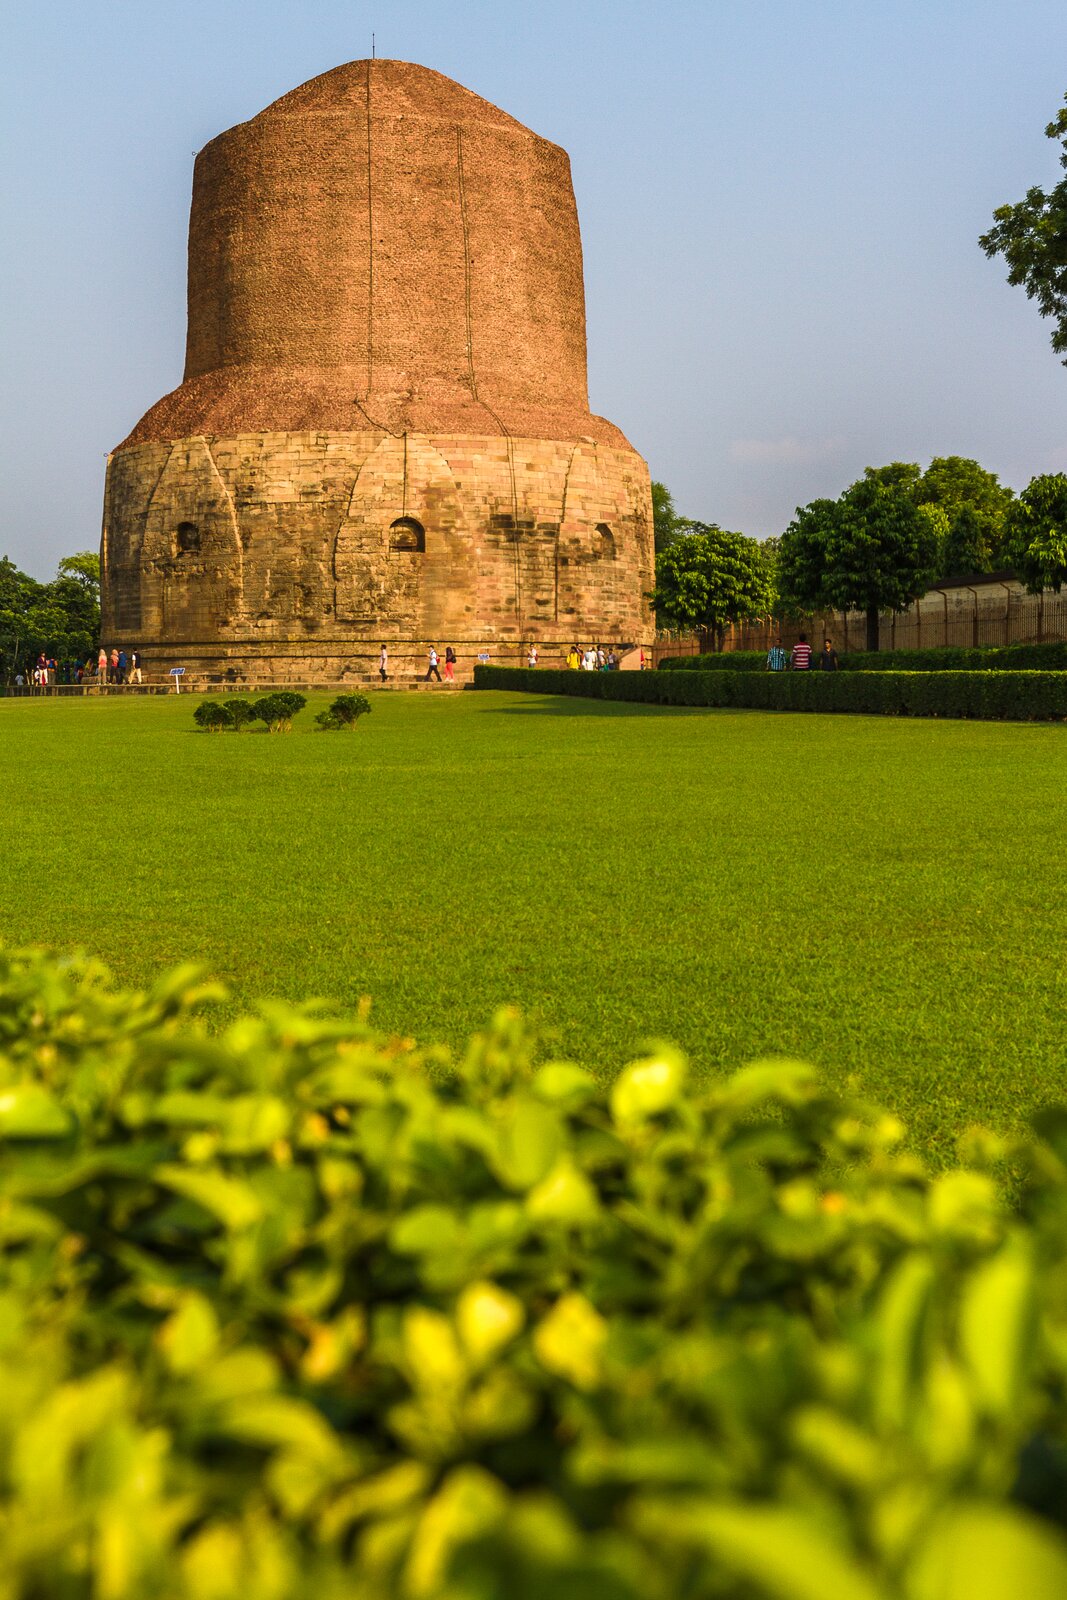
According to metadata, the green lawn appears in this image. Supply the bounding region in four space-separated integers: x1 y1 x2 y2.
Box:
1 689 1064 1161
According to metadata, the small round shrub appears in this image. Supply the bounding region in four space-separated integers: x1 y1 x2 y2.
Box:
227 698 256 731
315 692 373 731
192 699 232 732
252 691 307 732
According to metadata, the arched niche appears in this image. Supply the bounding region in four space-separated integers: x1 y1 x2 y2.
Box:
389 516 425 553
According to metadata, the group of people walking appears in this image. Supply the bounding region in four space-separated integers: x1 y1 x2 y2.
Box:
376 645 459 684
12 647 143 692
565 644 622 672
766 634 840 672
93 647 143 685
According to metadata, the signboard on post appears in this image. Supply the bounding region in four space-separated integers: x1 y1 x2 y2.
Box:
169 667 186 694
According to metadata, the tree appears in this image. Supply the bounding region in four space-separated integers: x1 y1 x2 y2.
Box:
941 505 998 577
980 95 1067 365
650 524 775 650
0 559 45 680
775 500 836 620
651 481 689 552
778 474 940 651
1004 473 1067 593
863 462 923 495
57 551 101 596
915 457 1015 574
0 550 102 679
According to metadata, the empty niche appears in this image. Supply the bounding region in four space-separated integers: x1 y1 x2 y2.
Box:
595 523 616 559
176 521 201 556
389 516 425 553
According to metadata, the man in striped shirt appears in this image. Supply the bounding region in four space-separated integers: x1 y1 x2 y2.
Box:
790 634 812 670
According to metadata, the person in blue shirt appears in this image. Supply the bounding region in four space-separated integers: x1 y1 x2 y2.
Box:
766 639 787 671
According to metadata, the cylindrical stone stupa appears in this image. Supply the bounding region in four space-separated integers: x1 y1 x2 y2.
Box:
101 59 655 681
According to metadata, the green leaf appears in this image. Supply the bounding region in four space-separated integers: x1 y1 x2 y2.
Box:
680 1502 884 1600
194 1347 278 1404
874 1253 935 1430
929 1171 1001 1243
531 1062 597 1107
404 1465 508 1598
319 1460 431 1541
714 1058 819 1110
216 1394 340 1459
157 1291 219 1374
959 1235 1035 1417
456 1280 524 1365
908 1504 1067 1600
389 1204 463 1257
611 1047 688 1122
151 1091 290 1153
0 1084 72 1139
152 1164 264 1229
491 1098 563 1190
534 1294 607 1390
526 1158 601 1224
790 1407 883 1490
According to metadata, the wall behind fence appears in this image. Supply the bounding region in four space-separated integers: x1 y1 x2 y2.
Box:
656 581 1067 663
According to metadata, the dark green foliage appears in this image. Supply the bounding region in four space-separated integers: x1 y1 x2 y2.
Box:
981 94 1067 365
315 692 373 731
0 550 100 680
253 691 307 732
651 524 775 648
659 651 769 671
659 641 1067 673
942 504 998 576
845 641 1067 673
192 698 233 732
779 477 939 650
227 698 257 731
650 479 690 551
475 665 1067 720
193 699 259 732
918 457 1014 575
1005 474 1067 594
3 945 1067 1598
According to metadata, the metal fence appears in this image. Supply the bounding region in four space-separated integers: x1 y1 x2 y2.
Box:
656 587 1067 661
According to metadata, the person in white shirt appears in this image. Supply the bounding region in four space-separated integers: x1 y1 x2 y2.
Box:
425 646 442 683
527 645 538 668
379 645 388 683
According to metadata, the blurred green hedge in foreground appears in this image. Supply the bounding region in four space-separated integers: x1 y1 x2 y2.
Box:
3 946 1067 1598
475 665 1067 719
658 641 1067 673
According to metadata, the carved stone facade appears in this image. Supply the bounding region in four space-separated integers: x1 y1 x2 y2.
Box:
101 60 654 678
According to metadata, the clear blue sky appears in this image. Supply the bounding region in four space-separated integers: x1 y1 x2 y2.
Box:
2 0 1065 578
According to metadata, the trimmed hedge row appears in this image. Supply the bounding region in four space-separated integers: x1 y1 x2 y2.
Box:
5 945 1067 1597
658 651 767 672
474 665 1067 720
659 640 1067 673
